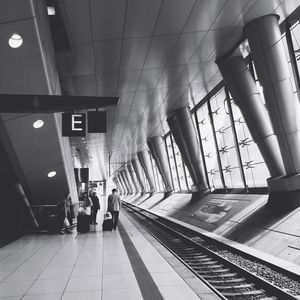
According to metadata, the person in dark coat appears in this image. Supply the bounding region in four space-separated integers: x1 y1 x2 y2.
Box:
90 191 100 225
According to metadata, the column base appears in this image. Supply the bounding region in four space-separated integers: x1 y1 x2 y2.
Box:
163 191 173 199
191 189 210 202
267 175 300 210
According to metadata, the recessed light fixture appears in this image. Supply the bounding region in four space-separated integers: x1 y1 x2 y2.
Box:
47 6 56 15
8 33 23 48
33 119 44 129
48 171 56 178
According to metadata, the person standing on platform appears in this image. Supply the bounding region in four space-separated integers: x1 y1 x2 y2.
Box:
107 189 115 214
111 189 121 230
90 191 100 225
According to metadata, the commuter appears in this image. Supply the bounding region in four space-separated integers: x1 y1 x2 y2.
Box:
80 191 93 215
107 189 115 214
90 191 100 225
111 189 121 230
64 191 73 226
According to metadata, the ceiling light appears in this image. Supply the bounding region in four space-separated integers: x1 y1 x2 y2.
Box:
48 171 56 178
47 6 56 15
33 119 44 129
8 33 23 48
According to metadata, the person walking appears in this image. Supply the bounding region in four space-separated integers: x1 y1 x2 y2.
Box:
107 189 115 214
111 189 121 230
90 191 100 225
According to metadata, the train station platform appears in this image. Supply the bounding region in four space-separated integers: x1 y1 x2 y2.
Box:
0 210 219 300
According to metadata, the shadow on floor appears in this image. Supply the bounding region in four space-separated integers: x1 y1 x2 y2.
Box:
223 204 294 243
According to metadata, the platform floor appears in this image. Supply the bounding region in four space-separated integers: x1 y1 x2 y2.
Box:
0 211 219 300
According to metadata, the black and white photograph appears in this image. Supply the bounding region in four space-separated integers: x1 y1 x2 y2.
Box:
0 0 300 299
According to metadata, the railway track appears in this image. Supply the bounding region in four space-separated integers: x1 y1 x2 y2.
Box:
122 202 300 300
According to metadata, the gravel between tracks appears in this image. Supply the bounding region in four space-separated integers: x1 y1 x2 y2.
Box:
191 236 300 296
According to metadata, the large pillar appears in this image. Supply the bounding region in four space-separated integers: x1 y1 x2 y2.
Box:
118 173 127 195
131 157 146 193
167 107 209 196
137 150 156 194
147 136 174 197
216 55 285 178
245 15 300 209
127 162 140 193
120 171 131 195
124 166 135 194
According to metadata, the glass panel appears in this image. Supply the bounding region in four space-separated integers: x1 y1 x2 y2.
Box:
196 103 223 190
230 97 270 187
165 135 180 192
210 89 244 188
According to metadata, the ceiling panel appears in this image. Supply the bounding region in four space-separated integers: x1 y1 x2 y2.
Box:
63 0 92 44
211 0 256 30
55 53 69 76
156 65 185 88
118 70 141 92
94 40 122 73
65 45 94 76
72 74 96 96
176 63 204 86
0 19 48 94
183 0 227 32
189 29 232 63
154 0 196 35
0 0 34 24
125 0 162 38
167 31 207 66
136 68 163 91
144 35 179 68
91 0 126 40
120 37 151 71
96 72 118 96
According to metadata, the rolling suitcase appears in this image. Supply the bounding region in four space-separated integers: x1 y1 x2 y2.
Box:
47 214 60 233
77 214 90 233
102 212 113 231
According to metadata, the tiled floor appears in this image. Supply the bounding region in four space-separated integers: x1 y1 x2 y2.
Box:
0 211 211 299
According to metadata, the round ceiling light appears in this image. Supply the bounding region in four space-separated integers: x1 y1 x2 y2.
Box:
8 33 23 48
33 119 44 129
47 171 56 178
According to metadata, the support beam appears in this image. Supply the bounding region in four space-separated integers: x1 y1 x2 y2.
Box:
131 157 146 193
124 167 135 194
120 172 130 195
113 177 123 195
118 174 127 195
147 136 174 197
216 55 285 178
127 162 140 193
245 14 300 209
137 150 156 194
167 107 209 197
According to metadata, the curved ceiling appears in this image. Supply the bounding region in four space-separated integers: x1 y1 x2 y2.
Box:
1 0 299 184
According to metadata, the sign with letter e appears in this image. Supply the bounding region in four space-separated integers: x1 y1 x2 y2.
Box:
62 113 86 136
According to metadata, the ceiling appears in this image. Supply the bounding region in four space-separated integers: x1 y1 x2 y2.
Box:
0 0 299 187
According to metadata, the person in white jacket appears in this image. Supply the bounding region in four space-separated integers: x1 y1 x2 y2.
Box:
111 189 121 230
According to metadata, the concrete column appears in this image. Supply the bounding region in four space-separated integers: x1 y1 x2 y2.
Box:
137 150 156 193
167 107 209 196
118 174 127 195
127 162 140 193
131 157 146 193
120 171 131 194
216 55 285 178
124 166 135 194
147 136 174 197
245 14 300 209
